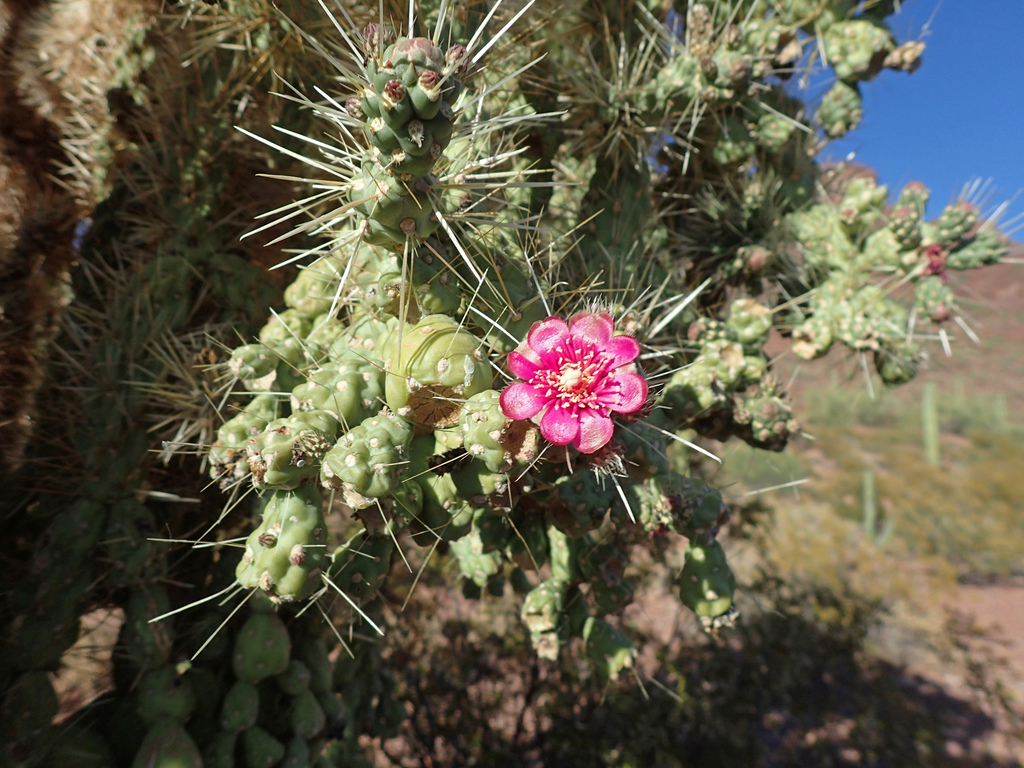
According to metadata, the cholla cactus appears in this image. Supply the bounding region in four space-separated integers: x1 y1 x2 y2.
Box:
1 0 1015 764
197 0 1012 677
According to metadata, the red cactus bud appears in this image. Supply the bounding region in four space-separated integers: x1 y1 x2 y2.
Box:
382 79 405 107
418 70 441 91
446 44 468 74
258 531 277 547
394 37 444 69
289 545 306 566
363 23 382 54
923 243 947 276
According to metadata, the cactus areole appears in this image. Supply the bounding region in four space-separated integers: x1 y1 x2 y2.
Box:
499 313 648 454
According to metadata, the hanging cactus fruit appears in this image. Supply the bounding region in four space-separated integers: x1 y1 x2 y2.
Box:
818 80 863 138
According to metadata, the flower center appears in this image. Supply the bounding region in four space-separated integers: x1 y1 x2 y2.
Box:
557 366 583 390
530 340 618 411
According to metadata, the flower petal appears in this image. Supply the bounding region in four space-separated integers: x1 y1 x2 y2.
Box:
507 350 540 380
540 405 580 445
500 382 547 420
574 410 615 454
527 317 569 356
601 334 641 368
599 372 648 414
568 312 613 345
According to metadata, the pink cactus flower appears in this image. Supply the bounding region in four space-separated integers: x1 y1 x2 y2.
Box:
499 312 648 454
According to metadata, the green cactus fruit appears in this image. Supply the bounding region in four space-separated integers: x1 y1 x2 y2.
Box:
381 314 492 430
552 470 616 536
698 49 753 104
661 360 728 417
460 389 523 473
888 205 923 250
712 113 756 166
786 203 854 274
275 659 312 697
832 292 886 351
220 680 260 733
229 343 278 385
233 611 292 683
726 298 772 350
838 176 888 235
290 688 327 739
705 338 751 388
687 317 734 344
818 80 862 138
131 722 203 768
260 308 313 347
678 540 736 619
449 528 503 588
915 275 956 323
946 225 1007 269
522 577 567 660
330 312 396 361
210 394 281 486
246 410 338 489
327 533 395 602
895 181 930 217
236 486 327 602
284 255 343 318
855 228 896 272
792 314 835 360
136 665 197 725
582 617 636 680
824 20 894 81
934 201 978 246
242 726 286 768
733 376 802 451
320 408 414 508
290 350 385 428
874 340 922 386
754 108 795 153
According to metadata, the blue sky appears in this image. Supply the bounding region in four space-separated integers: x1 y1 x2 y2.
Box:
816 0 1024 222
